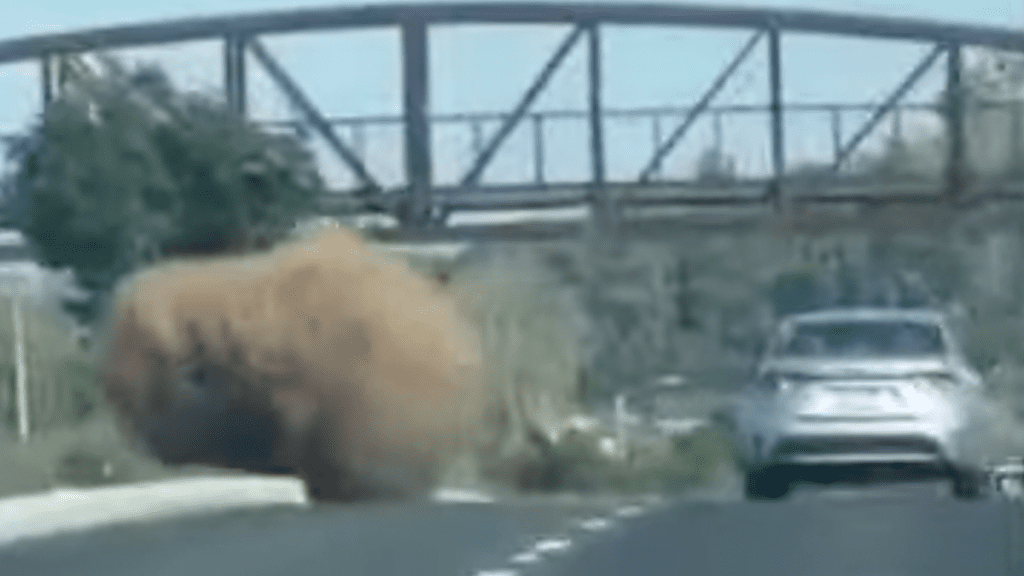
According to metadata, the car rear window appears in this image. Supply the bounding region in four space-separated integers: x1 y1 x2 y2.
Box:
782 320 945 357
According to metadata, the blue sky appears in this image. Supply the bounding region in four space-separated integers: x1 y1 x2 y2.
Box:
1 0 1023 187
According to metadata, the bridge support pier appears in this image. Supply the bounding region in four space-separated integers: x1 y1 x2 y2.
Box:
587 23 619 240
402 20 434 229
767 26 785 213
224 34 247 117
945 41 968 205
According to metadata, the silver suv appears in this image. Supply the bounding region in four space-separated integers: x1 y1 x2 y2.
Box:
726 307 987 500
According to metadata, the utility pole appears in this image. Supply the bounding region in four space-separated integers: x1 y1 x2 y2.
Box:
13 290 28 443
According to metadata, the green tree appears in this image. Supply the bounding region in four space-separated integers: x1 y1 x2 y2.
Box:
5 54 325 325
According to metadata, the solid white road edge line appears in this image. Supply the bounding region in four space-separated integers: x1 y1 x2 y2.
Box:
430 488 496 503
0 476 310 547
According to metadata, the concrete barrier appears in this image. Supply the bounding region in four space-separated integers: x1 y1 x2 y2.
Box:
0 476 310 547
0 476 510 547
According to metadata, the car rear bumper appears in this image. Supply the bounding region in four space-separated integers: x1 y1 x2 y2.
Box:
743 418 970 468
768 434 948 466
782 453 942 465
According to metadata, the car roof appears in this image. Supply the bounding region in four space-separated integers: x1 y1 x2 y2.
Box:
780 307 948 326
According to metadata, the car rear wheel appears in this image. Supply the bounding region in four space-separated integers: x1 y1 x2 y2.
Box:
745 466 791 500
950 466 985 500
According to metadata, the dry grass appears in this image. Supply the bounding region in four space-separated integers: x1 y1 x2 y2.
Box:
0 297 192 497
496 425 734 495
0 296 99 432
421 243 731 494
0 409 186 498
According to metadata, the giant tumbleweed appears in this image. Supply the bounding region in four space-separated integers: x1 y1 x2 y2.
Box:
98 228 486 501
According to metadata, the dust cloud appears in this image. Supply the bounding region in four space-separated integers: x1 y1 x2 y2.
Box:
960 392 1024 469
97 228 490 501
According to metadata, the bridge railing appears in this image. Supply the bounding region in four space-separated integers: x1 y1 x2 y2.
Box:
6 97 1024 219
265 102 947 188
257 97 1024 191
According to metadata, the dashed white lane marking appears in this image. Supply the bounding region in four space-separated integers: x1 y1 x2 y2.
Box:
577 517 614 532
509 551 542 564
613 505 646 518
532 536 573 554
474 500 654 576
506 535 573 565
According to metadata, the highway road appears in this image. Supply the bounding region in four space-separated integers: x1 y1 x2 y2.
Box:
1 481 1021 576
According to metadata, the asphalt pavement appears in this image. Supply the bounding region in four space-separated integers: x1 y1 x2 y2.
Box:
1 481 1021 576
541 482 1024 576
0 494 638 576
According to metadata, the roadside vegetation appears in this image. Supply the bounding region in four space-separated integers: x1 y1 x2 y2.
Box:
0 53 733 499
3 47 1024 499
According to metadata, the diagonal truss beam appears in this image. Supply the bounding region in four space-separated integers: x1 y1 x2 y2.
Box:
247 37 379 191
830 43 945 172
460 24 585 187
638 30 764 183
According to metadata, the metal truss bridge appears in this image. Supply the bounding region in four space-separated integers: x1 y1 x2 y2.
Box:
2 3 1024 240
